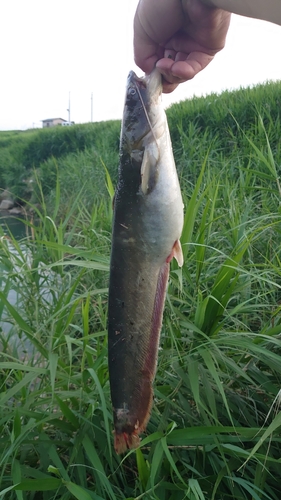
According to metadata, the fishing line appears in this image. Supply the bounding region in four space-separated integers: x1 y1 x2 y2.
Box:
135 83 160 159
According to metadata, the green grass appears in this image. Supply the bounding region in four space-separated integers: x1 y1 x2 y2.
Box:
1 81 281 498
0 120 120 202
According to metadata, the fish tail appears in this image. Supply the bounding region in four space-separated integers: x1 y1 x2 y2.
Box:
114 429 141 454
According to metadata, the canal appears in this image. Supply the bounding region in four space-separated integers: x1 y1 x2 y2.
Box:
0 210 27 239
0 211 33 358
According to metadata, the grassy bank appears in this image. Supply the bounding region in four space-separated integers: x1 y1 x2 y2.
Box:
1 81 281 499
0 120 120 206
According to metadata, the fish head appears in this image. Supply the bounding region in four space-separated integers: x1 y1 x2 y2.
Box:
121 69 162 154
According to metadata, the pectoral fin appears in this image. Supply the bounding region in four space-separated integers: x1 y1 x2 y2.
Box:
140 144 159 195
166 239 184 267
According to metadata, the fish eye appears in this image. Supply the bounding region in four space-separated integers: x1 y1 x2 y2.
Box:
128 87 136 96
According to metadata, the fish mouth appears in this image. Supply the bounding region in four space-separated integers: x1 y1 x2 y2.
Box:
127 69 162 97
127 70 146 90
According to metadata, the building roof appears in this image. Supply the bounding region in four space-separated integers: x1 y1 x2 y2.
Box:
42 118 67 122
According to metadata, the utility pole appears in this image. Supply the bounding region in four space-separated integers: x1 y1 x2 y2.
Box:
91 92 93 122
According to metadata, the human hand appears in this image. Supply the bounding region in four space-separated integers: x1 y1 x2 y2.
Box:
133 0 231 93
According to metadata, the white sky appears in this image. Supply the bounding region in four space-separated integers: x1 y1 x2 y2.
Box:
0 0 281 131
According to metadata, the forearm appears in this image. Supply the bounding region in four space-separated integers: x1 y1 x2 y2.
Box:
201 0 281 26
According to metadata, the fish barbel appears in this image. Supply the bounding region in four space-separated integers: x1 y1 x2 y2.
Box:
108 69 184 454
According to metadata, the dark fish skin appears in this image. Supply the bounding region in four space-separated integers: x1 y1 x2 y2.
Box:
108 69 183 454
108 226 170 452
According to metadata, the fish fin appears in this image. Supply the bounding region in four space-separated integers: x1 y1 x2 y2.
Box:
173 239 184 267
112 263 170 454
114 430 140 454
140 145 159 195
135 262 169 434
166 239 184 267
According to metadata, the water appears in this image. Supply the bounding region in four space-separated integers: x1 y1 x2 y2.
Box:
0 211 27 239
0 212 33 358
0 212 61 359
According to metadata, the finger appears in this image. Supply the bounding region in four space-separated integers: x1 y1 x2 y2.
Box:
155 59 184 92
135 53 160 74
133 5 166 74
173 51 214 77
133 23 162 73
156 50 214 91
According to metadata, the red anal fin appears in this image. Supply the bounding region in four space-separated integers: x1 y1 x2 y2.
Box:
166 239 184 267
145 262 170 380
121 263 170 446
113 263 171 454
